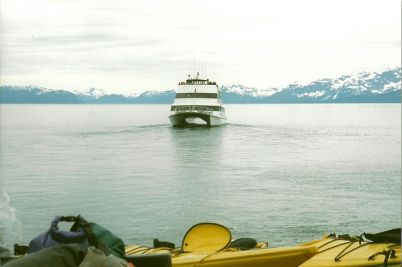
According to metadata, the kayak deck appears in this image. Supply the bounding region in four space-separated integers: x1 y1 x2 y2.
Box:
125 244 318 267
299 237 402 267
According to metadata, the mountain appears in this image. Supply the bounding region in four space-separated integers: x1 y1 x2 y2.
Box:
221 67 401 103
132 90 175 104
74 87 108 103
220 85 281 103
0 85 82 104
0 67 400 103
75 89 175 104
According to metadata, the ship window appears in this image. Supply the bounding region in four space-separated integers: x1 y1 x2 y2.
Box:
171 105 221 112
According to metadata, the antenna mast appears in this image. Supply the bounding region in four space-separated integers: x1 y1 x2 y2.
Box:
192 44 195 78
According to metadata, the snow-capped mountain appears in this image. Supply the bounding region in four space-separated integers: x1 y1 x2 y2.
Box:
220 67 400 103
0 85 82 103
133 90 175 103
75 87 107 98
1 67 400 103
139 90 174 97
218 67 400 103
220 85 281 97
73 88 109 103
283 67 401 102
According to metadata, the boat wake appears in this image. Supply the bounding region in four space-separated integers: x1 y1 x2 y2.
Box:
77 124 171 137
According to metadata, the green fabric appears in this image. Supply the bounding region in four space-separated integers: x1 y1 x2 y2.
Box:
89 223 125 259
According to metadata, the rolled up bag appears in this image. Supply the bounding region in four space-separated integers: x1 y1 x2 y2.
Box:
28 216 89 254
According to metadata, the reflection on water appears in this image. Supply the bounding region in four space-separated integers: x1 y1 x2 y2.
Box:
168 127 226 224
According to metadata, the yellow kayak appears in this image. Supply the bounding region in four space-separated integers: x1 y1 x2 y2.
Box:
126 223 317 267
298 234 401 267
126 244 318 267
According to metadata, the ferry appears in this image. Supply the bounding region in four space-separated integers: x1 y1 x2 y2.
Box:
169 72 227 127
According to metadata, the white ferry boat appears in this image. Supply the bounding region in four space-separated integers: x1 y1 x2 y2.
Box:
169 73 227 127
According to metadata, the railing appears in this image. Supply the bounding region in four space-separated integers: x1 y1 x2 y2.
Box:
175 93 218 99
178 80 217 85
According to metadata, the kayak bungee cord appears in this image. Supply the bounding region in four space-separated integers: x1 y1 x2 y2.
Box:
193 250 221 267
125 246 150 255
334 242 371 261
315 235 398 267
316 239 351 254
368 249 397 267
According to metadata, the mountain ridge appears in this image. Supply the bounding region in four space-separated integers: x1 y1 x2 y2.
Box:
1 67 400 103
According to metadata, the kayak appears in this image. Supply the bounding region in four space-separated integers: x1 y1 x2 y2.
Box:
126 222 317 267
125 244 318 267
298 234 401 267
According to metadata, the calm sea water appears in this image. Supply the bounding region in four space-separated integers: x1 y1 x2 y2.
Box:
0 104 400 249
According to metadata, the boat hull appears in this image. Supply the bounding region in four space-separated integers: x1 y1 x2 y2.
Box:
125 245 317 267
169 112 226 127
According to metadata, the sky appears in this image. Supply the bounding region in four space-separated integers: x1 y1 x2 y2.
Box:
1 0 401 94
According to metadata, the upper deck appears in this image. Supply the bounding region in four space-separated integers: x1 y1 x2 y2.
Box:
178 78 217 86
177 73 219 94
178 72 218 86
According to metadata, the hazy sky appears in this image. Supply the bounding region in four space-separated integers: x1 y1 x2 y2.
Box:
1 0 400 94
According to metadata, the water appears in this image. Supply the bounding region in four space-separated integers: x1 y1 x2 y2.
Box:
0 104 400 249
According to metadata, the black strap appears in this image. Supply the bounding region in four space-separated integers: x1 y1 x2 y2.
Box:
75 216 98 247
59 216 80 223
13 244 28 256
364 229 401 244
64 215 100 249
